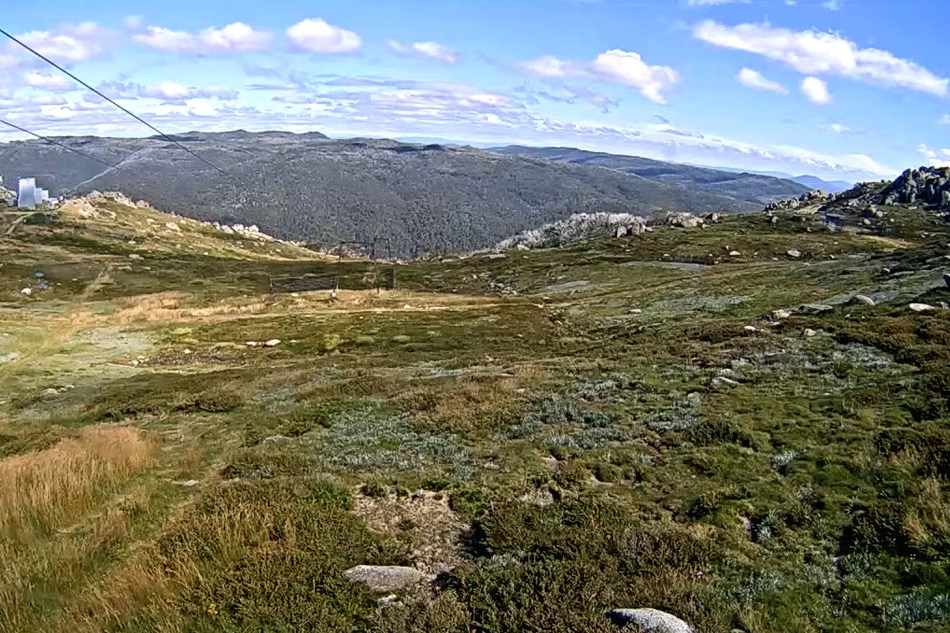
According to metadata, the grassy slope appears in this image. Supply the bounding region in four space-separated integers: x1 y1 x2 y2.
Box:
0 198 949 632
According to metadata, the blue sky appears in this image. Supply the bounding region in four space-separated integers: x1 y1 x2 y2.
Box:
1 0 949 181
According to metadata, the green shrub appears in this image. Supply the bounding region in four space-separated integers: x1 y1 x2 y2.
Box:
361 481 388 498
548 446 571 461
555 462 590 489
593 462 621 483
450 488 489 522
420 478 454 492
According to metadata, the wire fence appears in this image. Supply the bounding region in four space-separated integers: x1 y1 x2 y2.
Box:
268 239 397 295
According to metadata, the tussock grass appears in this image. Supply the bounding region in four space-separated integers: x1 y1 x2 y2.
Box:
0 426 156 632
0 426 155 538
59 478 404 633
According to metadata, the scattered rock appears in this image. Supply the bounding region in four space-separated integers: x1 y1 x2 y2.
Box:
378 594 400 608
262 435 290 444
729 250 741 257
803 328 818 337
712 376 739 389
786 249 802 258
666 212 704 229
772 308 794 320
605 608 696 633
743 325 757 332
175 480 200 487
342 565 429 593
849 294 875 306
765 190 831 213
164 221 181 231
485 253 507 260
944 272 950 288
128 253 142 260
520 489 556 506
686 392 703 406
800 303 833 315
909 303 935 312
20 287 32 295
263 339 281 347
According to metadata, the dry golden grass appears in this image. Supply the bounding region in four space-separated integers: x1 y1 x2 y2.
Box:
111 291 274 324
0 426 155 539
0 426 157 632
81 268 115 299
56 485 303 633
904 478 950 551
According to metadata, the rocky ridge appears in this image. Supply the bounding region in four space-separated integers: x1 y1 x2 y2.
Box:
764 166 950 221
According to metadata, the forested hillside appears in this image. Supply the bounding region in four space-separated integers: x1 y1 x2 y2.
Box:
0 131 768 255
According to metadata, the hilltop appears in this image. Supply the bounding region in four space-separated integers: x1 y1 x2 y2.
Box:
1 184 949 632
0 131 799 257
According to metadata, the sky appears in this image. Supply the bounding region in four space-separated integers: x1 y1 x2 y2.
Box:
1 0 949 182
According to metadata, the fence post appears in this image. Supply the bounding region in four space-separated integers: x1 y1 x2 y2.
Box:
333 242 344 298
385 237 396 290
372 238 380 295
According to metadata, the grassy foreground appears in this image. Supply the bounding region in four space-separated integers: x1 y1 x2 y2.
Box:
1 196 949 632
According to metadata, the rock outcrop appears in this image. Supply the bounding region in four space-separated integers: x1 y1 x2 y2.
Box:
605 608 696 633
882 166 950 208
765 189 835 212
665 212 704 229
342 565 430 593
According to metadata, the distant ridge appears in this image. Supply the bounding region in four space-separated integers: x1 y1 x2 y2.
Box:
491 145 811 205
687 163 854 193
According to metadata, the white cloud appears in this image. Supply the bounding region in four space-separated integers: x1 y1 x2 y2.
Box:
387 40 459 64
825 123 851 133
132 22 272 55
29 95 67 106
736 67 787 93
822 0 841 10
141 81 238 101
25 72 75 92
14 22 109 63
519 49 679 104
688 0 749 5
801 76 831 104
918 143 950 168
694 20 948 96
286 18 361 54
939 114 950 125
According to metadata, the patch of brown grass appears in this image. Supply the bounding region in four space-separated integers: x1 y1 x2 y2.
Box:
397 372 538 436
0 426 156 632
0 425 155 538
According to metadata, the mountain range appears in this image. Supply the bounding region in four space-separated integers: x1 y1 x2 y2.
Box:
692 166 854 193
0 130 809 255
